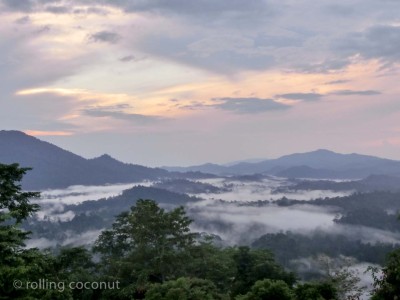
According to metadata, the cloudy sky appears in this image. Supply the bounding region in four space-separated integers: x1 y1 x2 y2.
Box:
1 0 400 166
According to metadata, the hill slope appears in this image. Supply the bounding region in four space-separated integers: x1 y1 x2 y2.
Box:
0 131 169 189
165 149 400 178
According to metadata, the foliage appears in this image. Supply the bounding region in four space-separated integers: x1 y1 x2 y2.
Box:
0 163 70 299
294 282 338 300
93 199 196 297
145 277 227 300
235 279 295 300
230 246 296 297
252 231 396 267
370 248 400 299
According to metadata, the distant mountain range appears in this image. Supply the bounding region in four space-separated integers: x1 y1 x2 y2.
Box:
0 130 204 190
2 130 400 190
165 149 400 179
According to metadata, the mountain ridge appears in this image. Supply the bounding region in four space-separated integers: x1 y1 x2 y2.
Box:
0 130 170 189
2 130 400 188
163 149 400 178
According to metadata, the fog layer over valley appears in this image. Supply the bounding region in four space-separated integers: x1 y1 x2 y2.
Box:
24 176 400 279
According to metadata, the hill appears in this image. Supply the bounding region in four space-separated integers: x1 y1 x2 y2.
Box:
165 149 400 179
0 130 170 189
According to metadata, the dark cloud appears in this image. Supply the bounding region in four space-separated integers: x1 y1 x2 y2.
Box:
83 104 166 124
296 59 351 74
88 31 121 44
276 93 323 101
33 25 51 35
336 25 400 64
133 33 275 74
15 16 31 25
45 5 70 14
325 80 351 85
119 55 135 62
96 0 276 18
1 0 35 12
329 90 381 96
0 0 62 12
211 97 290 114
73 6 110 15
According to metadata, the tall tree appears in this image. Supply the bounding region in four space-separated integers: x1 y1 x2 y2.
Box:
0 164 40 279
0 163 71 299
94 199 196 298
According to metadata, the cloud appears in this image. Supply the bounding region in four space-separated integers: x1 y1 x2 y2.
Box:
0 0 63 12
330 90 381 96
15 16 31 24
211 97 290 114
336 25 400 64
98 0 277 20
24 130 74 136
325 80 351 85
119 55 135 62
0 24 90 95
276 93 324 101
132 32 276 74
82 104 166 124
88 31 121 44
0 0 35 12
45 5 70 14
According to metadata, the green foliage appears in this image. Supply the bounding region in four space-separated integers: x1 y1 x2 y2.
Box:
370 248 400 299
185 240 236 292
235 279 295 300
145 277 228 300
294 282 337 300
0 164 98 299
0 163 40 224
93 199 196 297
0 164 40 267
252 231 396 266
230 246 296 297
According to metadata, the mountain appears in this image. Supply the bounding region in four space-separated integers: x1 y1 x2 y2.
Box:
0 130 170 190
164 149 400 179
69 185 199 218
280 174 400 193
163 163 228 174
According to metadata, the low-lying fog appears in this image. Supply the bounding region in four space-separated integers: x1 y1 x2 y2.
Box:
34 181 153 221
29 177 400 247
26 176 399 298
195 177 353 201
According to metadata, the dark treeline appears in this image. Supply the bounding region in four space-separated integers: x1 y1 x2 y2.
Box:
1 163 400 299
252 231 397 266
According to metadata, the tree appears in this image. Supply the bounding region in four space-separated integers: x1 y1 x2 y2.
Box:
370 248 400 299
93 199 196 298
235 279 295 300
145 277 228 300
295 282 338 300
0 163 71 299
230 246 296 297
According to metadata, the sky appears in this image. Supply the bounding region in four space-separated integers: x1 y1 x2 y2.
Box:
1 0 400 166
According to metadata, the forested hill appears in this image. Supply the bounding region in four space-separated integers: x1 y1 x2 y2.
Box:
165 149 400 178
0 130 172 190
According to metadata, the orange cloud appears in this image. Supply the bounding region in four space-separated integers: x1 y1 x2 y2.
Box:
24 130 74 136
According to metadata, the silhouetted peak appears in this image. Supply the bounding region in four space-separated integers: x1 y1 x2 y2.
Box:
96 154 116 161
90 154 126 167
0 130 32 138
